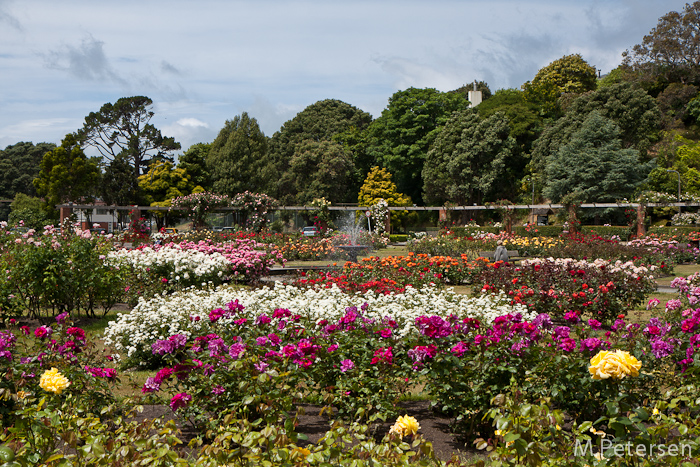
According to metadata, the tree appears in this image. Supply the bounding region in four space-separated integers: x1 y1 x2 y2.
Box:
264 99 372 203
357 167 413 231
138 160 196 205
646 135 700 196
622 2 700 87
364 88 468 203
76 96 180 179
8 193 51 230
543 112 652 204
33 134 101 216
423 110 515 206
206 113 268 197
0 142 56 199
101 153 142 206
655 83 699 127
529 82 661 177
284 140 356 205
476 89 543 197
177 143 212 191
522 54 598 114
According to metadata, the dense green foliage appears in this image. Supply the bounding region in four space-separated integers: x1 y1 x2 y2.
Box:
364 88 468 204
543 112 652 204
32 134 101 214
522 53 598 114
265 99 372 204
207 113 268 197
423 109 515 206
0 142 55 200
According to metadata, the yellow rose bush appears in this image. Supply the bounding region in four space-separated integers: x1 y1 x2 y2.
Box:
589 350 641 380
39 367 71 394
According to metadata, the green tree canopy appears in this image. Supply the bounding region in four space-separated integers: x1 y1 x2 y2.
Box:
357 166 412 231
622 1 700 88
423 109 515 206
265 99 372 203
33 134 101 216
206 113 268 197
358 167 409 207
522 54 598 114
76 96 181 179
543 112 652 203
364 87 468 204
100 154 141 206
646 135 700 196
476 88 543 194
282 140 356 205
177 143 212 191
530 82 661 177
0 141 56 199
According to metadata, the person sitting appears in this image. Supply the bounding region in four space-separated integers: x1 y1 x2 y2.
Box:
494 240 509 262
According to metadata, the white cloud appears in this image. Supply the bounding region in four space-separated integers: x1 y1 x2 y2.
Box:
176 118 208 128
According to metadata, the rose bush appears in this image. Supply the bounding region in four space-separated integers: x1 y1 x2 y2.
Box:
474 257 657 324
0 223 125 319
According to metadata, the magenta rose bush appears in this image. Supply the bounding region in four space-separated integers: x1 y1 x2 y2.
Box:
140 301 415 433
412 304 700 437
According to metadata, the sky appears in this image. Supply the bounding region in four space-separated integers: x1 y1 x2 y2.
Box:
0 0 688 155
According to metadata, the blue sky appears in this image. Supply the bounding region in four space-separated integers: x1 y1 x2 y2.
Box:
0 0 686 154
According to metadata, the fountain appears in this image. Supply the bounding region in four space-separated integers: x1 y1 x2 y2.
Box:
337 212 370 262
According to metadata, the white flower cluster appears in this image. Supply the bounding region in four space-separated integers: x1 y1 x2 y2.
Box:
671 212 700 225
521 257 656 280
103 283 533 359
107 245 231 281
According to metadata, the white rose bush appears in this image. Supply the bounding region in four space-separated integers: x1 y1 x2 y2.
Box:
107 239 284 303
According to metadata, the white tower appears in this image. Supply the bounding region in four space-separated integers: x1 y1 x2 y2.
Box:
468 81 482 108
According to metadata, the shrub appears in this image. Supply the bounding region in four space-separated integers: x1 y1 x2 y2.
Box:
473 257 657 324
0 223 125 319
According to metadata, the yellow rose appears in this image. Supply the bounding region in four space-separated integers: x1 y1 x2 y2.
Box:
389 415 420 438
589 350 641 380
39 367 70 394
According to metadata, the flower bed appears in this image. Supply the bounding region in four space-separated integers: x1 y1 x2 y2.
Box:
108 239 283 303
103 283 532 368
294 254 483 292
124 286 700 446
277 236 339 260
474 257 657 324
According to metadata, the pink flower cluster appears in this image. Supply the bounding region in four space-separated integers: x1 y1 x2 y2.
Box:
84 366 117 379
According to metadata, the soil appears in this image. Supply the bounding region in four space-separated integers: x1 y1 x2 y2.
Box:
134 400 480 463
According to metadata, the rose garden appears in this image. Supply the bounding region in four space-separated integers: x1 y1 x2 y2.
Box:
2 207 700 466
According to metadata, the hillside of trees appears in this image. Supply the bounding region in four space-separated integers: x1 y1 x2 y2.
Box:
3 3 700 227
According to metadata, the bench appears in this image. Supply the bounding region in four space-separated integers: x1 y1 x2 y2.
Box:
478 250 520 260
